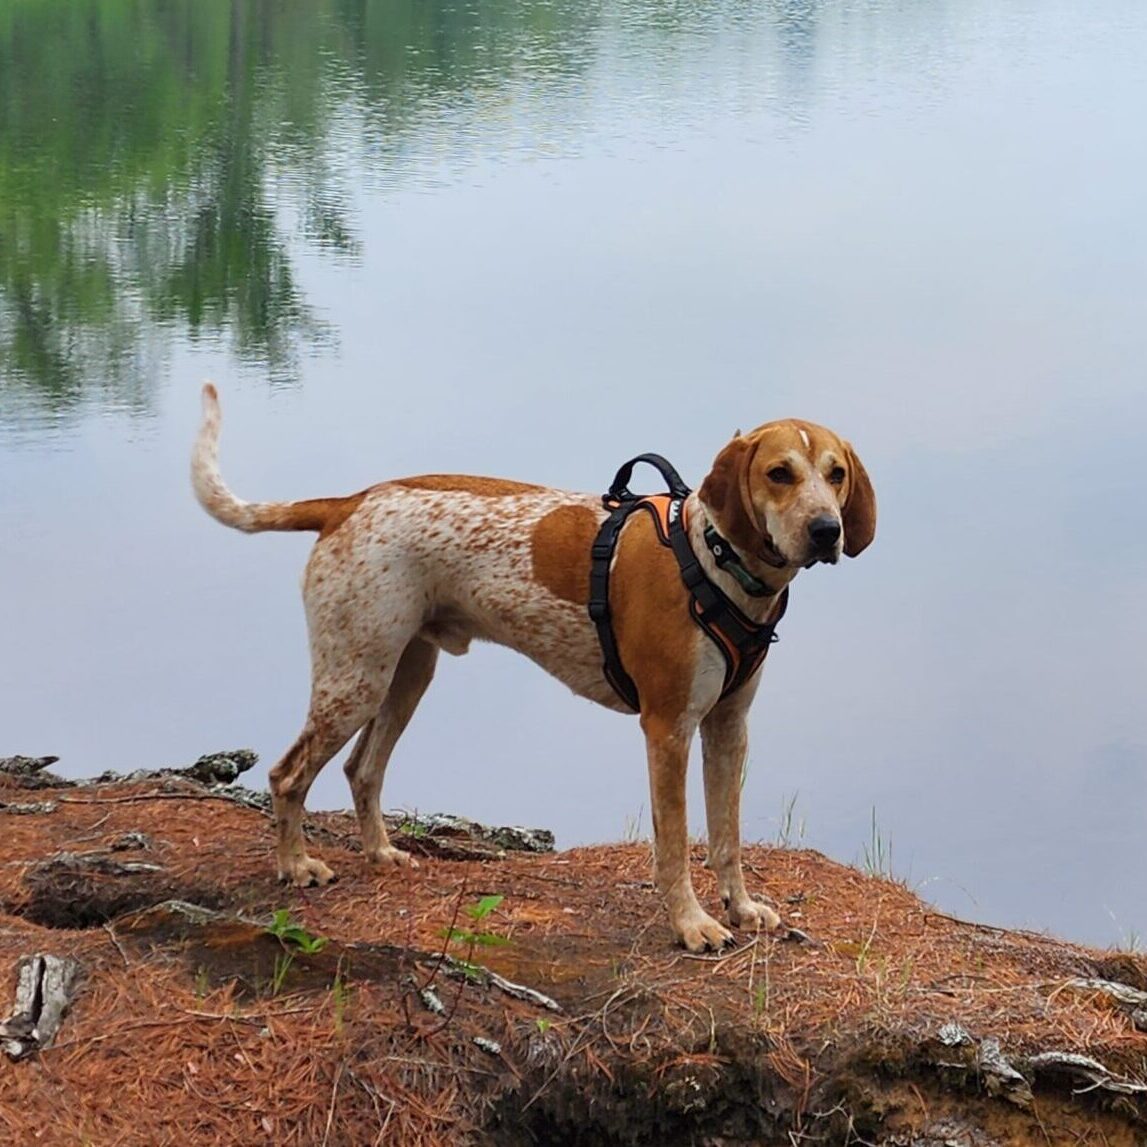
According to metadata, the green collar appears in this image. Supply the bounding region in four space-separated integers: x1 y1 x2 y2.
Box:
701 523 780 598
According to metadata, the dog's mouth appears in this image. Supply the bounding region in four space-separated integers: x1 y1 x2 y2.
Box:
761 537 840 570
756 537 790 569
804 551 840 568
755 523 838 570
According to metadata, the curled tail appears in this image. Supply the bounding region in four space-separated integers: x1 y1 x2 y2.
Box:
191 383 355 534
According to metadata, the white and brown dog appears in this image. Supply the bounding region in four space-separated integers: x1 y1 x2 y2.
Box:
192 385 875 951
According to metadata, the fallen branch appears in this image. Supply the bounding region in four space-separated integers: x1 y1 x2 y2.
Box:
58 790 270 813
487 969 562 1013
436 956 562 1013
1027 1051 1147 1096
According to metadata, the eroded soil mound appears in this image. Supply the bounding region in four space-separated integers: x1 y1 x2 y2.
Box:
1 757 1144 1145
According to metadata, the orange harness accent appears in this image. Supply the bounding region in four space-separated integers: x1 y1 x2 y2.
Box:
588 456 788 713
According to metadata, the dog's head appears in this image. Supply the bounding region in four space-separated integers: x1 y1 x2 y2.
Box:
698 420 876 569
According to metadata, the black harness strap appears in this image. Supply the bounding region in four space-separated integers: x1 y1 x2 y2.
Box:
667 511 789 699
588 455 687 711
603 452 692 506
588 455 788 713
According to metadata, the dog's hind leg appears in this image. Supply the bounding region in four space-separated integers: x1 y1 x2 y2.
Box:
269 669 389 887
270 540 428 886
343 636 439 868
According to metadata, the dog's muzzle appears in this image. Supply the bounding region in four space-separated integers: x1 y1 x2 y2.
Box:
807 514 842 563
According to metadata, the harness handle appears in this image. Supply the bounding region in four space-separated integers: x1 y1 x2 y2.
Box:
605 453 691 506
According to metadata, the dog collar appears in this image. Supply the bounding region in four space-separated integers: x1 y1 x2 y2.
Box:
701 522 781 598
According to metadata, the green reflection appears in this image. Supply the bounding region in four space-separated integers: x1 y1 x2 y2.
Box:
0 0 598 424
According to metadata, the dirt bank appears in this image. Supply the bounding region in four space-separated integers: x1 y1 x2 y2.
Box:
1 754 1144 1145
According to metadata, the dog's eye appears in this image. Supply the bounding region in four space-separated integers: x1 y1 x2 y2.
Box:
828 466 846 486
767 466 793 484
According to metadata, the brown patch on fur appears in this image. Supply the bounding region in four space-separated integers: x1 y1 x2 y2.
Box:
316 494 366 538
394 475 547 497
530 505 599 605
609 513 697 718
697 437 768 558
251 494 366 538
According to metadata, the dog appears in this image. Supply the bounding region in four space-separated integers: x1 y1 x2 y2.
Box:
191 384 875 951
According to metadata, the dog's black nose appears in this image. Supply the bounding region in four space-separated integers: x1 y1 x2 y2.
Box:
808 515 842 551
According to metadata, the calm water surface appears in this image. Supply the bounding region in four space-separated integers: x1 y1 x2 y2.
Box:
2 0 1144 946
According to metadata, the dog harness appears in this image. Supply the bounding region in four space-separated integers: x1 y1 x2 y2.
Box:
588 454 789 713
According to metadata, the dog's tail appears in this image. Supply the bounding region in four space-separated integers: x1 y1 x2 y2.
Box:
191 383 351 534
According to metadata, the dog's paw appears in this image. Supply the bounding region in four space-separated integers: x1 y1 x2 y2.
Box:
674 909 735 953
726 896 782 933
278 855 338 887
365 846 419 869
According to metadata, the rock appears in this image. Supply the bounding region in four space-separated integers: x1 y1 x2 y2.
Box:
110 832 152 851
29 850 164 878
0 800 58 815
0 756 70 790
182 750 258 785
1 954 80 1060
90 748 259 787
387 811 555 858
0 755 59 775
938 1022 973 1047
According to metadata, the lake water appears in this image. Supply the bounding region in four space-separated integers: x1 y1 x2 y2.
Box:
2 0 1144 948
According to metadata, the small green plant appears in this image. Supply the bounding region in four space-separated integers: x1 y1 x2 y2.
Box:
854 913 881 976
266 909 328 954
622 806 645 843
535 1018 552 1034
753 983 768 1017
774 790 806 847
270 951 294 996
1106 908 1143 953
441 894 509 951
416 890 512 1035
860 806 894 880
437 894 510 988
262 910 328 996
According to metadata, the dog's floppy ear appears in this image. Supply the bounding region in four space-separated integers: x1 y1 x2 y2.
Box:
842 442 876 557
698 435 761 554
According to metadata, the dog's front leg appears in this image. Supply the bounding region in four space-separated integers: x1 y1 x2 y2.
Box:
700 698 782 933
642 712 734 952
